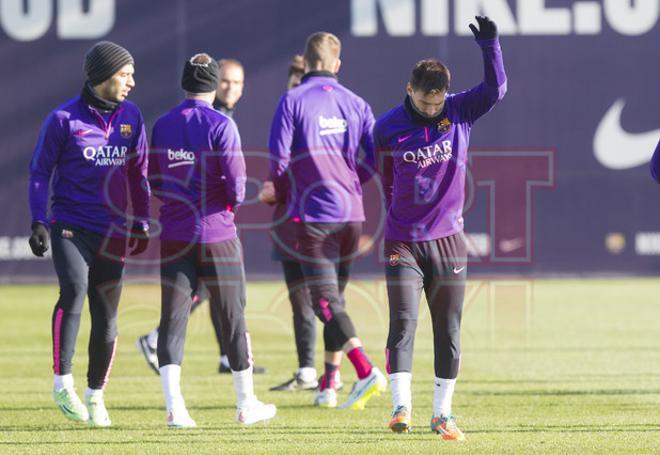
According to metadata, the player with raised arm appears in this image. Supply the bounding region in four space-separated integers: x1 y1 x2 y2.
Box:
269 33 386 410
28 41 150 427
150 53 275 428
374 17 507 439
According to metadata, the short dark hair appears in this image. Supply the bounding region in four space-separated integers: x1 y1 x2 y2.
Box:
409 59 450 94
288 54 304 77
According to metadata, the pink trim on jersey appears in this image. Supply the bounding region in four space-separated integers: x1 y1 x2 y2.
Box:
385 347 391 374
101 337 118 390
245 332 254 367
424 127 429 143
319 298 333 322
53 308 64 374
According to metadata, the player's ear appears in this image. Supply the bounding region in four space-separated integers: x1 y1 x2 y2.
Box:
406 82 413 97
333 58 341 74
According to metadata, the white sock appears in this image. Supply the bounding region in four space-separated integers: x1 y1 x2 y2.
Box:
160 364 185 412
433 377 456 417
389 372 412 411
84 387 103 401
232 367 255 408
147 329 159 349
297 367 317 382
53 374 74 391
220 355 230 368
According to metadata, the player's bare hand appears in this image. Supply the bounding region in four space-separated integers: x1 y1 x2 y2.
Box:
358 234 375 255
469 16 497 40
259 181 277 205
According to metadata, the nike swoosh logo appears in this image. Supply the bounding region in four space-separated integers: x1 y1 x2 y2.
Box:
499 237 525 253
74 129 94 137
452 266 465 274
397 134 412 143
593 98 660 170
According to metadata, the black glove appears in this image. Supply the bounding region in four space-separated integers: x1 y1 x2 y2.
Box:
29 223 49 257
128 222 149 256
469 16 498 40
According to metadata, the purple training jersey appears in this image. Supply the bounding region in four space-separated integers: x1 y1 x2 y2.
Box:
375 38 507 242
269 71 375 223
150 99 246 243
29 96 150 236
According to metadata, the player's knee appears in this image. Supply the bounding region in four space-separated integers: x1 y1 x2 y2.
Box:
387 318 417 350
59 281 88 305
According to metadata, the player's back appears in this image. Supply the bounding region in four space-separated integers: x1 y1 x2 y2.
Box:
272 73 374 223
150 99 243 243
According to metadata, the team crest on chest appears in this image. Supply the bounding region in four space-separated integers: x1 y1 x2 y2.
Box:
437 118 451 133
120 124 132 138
389 254 400 266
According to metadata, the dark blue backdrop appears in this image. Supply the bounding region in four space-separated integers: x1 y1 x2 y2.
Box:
1 0 658 281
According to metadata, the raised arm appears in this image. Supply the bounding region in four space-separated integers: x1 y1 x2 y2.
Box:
453 16 508 124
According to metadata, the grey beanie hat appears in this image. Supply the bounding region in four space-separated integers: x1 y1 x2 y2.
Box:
84 41 134 85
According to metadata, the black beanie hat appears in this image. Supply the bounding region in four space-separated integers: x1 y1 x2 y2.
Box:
84 41 134 86
181 53 219 94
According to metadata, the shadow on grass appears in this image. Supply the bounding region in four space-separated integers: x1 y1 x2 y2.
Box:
464 389 660 396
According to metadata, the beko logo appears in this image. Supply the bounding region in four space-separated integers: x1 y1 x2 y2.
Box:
167 148 195 168
319 116 348 136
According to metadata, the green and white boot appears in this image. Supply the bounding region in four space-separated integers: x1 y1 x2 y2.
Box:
85 389 111 427
53 388 89 422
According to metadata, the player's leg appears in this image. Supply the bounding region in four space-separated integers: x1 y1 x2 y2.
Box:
425 234 467 441
270 260 317 391
157 240 197 428
200 238 276 424
298 223 347 407
50 223 93 422
338 223 387 410
384 240 423 433
84 235 126 427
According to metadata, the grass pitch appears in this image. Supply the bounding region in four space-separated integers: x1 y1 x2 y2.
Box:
0 278 659 454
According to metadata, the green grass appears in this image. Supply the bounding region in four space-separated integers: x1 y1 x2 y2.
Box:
0 278 659 454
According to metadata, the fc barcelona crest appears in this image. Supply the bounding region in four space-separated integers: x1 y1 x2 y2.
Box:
437 118 451 133
389 254 400 266
120 124 132 138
